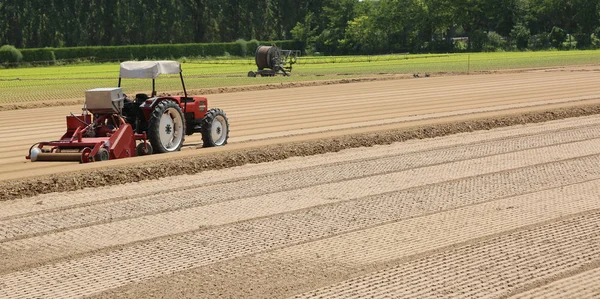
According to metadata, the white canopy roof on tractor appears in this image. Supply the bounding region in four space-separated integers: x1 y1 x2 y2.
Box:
119 61 182 79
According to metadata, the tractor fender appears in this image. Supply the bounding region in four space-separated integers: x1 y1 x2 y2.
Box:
139 97 181 120
139 96 180 109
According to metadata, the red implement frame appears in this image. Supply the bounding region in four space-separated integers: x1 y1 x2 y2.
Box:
26 114 148 163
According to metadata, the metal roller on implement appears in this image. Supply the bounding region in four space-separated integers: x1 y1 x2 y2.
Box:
30 152 83 162
29 145 95 163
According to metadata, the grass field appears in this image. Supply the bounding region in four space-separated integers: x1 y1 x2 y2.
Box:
1 50 599 104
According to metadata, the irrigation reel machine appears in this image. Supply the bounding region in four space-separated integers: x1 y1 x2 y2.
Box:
248 45 300 77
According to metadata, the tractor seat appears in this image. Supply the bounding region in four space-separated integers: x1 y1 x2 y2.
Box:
136 93 149 100
134 93 150 103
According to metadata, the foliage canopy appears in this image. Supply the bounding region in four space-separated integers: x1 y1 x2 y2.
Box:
1 0 599 54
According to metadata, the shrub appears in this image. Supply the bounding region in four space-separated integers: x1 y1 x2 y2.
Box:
0 45 23 65
510 24 530 50
205 43 228 56
574 32 591 49
484 31 506 52
15 40 296 62
271 40 301 50
550 26 567 48
21 48 56 63
529 33 551 50
592 31 600 48
235 39 248 57
468 30 488 52
247 39 260 56
427 37 455 53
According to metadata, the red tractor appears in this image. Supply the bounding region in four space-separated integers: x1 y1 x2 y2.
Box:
27 61 229 163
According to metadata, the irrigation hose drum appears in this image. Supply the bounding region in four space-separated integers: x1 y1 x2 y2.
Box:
255 45 277 70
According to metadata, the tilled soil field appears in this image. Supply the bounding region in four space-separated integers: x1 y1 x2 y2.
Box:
1 115 600 298
2 68 600 194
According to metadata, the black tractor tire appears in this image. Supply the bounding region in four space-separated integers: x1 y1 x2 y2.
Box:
136 142 153 156
94 148 110 162
201 108 229 147
147 100 186 153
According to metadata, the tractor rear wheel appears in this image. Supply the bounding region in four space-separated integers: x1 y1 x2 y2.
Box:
201 108 229 147
147 100 185 153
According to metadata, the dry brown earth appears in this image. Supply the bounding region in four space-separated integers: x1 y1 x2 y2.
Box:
2 67 600 200
1 115 599 298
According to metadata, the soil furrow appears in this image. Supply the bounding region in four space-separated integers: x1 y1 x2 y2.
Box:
2 109 600 297
1 89 596 152
16 177 600 298
4 113 598 219
0 70 592 112
292 211 600 299
3 122 600 240
508 266 600 299
4 102 600 200
2 149 600 273
3 70 600 197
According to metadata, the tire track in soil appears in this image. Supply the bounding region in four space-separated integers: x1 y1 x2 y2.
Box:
3 123 600 242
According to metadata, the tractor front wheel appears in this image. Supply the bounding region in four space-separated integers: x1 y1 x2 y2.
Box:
201 108 229 147
148 100 185 153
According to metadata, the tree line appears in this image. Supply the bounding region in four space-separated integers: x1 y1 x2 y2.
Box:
0 0 318 48
1 0 599 54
